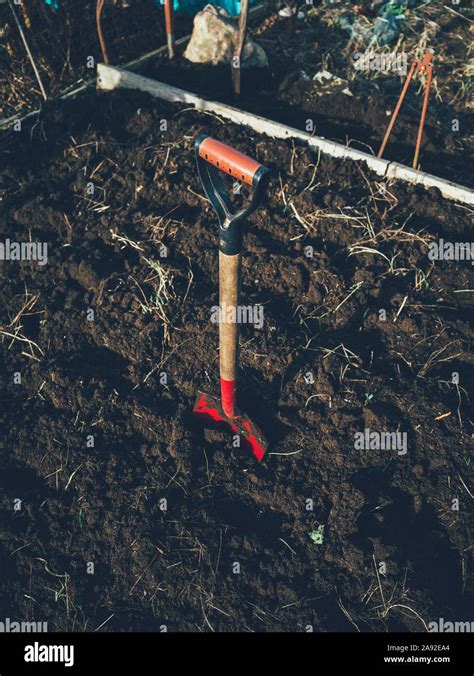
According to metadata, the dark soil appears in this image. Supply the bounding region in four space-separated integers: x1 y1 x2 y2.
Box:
0 0 192 119
0 88 472 632
142 7 474 187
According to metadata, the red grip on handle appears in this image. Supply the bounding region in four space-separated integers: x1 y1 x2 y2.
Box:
198 137 263 186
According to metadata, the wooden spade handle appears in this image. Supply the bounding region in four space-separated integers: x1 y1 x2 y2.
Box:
219 251 241 417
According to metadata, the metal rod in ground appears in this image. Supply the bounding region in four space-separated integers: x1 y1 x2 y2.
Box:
164 0 175 59
7 0 47 101
231 0 249 96
377 60 416 159
413 65 432 170
96 0 109 64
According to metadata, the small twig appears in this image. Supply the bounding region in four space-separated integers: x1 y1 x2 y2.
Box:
278 538 297 555
458 475 473 500
373 554 386 614
382 604 429 632
94 614 115 632
332 282 364 314
394 295 408 322
443 4 473 22
65 464 83 490
7 0 47 100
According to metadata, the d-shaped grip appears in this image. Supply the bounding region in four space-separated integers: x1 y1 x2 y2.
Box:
195 135 271 254
196 136 265 187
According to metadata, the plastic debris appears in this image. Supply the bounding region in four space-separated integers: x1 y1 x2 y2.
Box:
312 69 353 97
309 525 325 545
372 13 405 45
278 6 296 18
339 0 431 46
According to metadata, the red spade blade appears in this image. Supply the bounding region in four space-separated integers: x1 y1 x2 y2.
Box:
193 391 268 462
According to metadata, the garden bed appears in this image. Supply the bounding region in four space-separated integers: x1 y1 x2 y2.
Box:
0 0 193 120
0 88 472 632
140 1 474 187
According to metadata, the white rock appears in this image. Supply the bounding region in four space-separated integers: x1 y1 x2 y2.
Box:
184 4 268 68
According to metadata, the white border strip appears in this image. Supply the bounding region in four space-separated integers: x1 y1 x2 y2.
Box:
96 62 474 206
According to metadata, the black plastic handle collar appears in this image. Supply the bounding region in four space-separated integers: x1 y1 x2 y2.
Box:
195 135 271 255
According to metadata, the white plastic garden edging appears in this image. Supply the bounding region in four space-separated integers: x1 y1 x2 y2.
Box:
96 62 474 207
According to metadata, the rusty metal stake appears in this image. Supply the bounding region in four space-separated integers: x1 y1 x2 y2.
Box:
378 50 434 170
96 0 109 64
